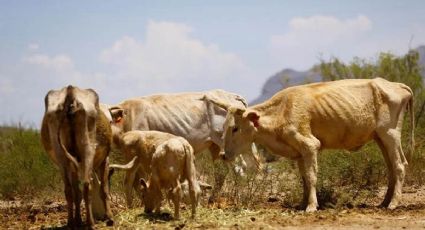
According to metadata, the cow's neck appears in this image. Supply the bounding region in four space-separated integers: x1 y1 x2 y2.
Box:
251 104 300 159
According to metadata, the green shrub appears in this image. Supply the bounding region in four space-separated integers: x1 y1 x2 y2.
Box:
0 126 61 199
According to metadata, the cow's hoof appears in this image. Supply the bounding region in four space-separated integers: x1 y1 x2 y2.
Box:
305 205 317 213
106 218 114 226
387 203 398 210
208 197 216 204
379 200 390 208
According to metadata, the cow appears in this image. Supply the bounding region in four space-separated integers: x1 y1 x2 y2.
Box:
107 130 212 208
108 130 175 207
41 86 114 227
139 136 199 219
207 78 414 212
106 89 260 204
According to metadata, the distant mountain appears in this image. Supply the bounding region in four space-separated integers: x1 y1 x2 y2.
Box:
251 46 425 105
250 69 321 105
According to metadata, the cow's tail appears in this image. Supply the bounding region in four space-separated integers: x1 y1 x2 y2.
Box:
184 141 198 217
401 84 415 164
184 142 196 184
407 91 415 164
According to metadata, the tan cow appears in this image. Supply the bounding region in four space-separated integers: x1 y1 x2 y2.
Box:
109 130 175 207
208 78 414 212
41 86 114 227
106 89 260 204
140 136 199 219
108 130 212 208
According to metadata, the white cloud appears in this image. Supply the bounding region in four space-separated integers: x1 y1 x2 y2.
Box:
270 15 374 70
0 22 254 127
99 20 250 98
0 51 107 126
24 54 74 72
28 43 39 51
0 78 15 94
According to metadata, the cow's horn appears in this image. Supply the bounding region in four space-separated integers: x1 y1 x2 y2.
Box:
109 106 123 111
109 156 138 170
202 95 230 110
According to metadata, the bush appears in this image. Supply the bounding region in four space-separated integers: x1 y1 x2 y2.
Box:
0 126 61 199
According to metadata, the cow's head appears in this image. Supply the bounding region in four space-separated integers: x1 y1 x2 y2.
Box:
222 107 260 161
45 85 99 185
202 96 260 163
140 178 162 214
108 106 126 146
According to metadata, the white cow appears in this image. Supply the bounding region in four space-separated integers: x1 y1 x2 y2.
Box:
208 78 414 212
106 89 260 204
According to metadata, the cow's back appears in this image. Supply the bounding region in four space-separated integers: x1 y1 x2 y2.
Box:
118 90 247 151
261 78 410 150
152 137 188 188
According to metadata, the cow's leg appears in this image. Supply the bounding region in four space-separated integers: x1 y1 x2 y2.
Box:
376 138 395 207
62 171 75 227
377 129 406 209
292 135 320 212
188 177 198 218
124 168 138 208
300 152 318 212
83 182 95 227
98 157 114 226
297 159 309 209
172 183 182 220
72 176 83 227
208 143 228 203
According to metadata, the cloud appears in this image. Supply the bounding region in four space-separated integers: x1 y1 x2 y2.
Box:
0 78 15 95
0 51 108 126
24 54 74 72
99 20 250 99
28 43 39 51
0 21 254 126
270 15 374 70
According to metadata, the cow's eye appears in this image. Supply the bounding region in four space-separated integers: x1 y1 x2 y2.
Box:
232 127 238 133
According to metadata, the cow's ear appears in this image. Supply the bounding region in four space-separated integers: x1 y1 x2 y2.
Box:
234 107 245 116
244 111 260 128
140 178 147 189
110 108 125 123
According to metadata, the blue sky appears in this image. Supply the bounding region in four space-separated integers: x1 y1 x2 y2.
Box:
1 1 424 127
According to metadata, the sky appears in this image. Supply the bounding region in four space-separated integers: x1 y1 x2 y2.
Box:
1 0 424 127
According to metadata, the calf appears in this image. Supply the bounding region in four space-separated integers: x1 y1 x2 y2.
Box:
140 137 199 219
109 130 175 207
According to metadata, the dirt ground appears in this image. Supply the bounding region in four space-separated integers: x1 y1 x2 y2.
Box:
2 186 425 229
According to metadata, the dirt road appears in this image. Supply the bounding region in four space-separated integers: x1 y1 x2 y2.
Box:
2 187 425 229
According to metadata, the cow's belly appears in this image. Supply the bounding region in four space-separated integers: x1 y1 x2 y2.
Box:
134 123 211 154
312 117 376 150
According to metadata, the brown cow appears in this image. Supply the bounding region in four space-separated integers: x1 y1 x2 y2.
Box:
41 86 114 227
209 78 414 212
